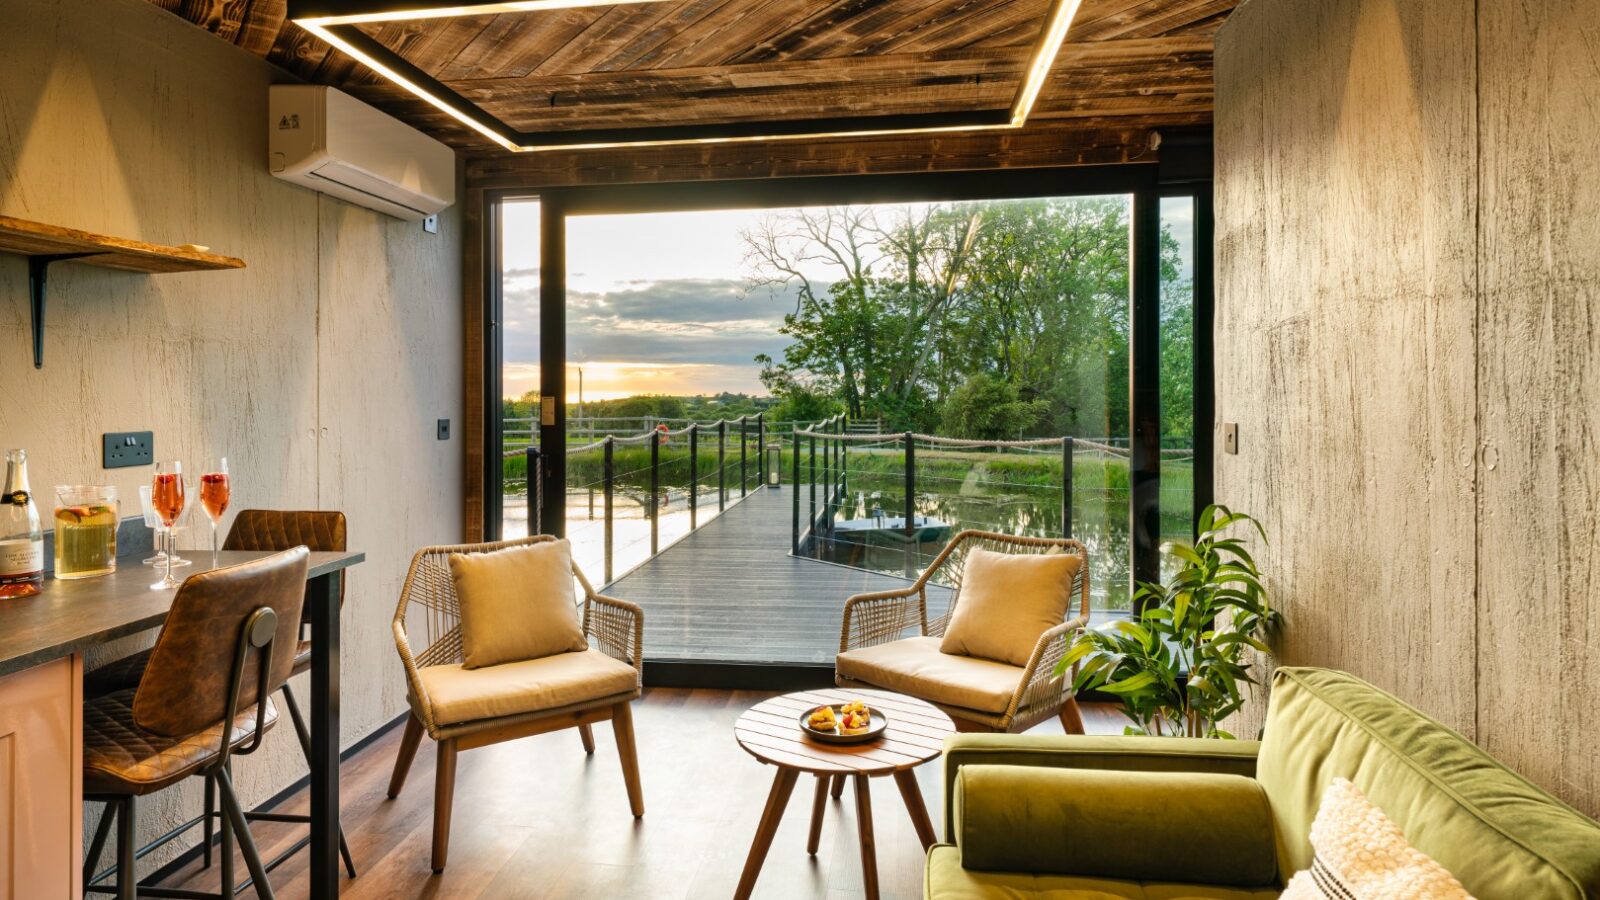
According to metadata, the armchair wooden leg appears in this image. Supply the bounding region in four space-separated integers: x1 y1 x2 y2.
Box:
612 702 645 817
388 714 425 799
432 739 458 873
1058 697 1086 735
579 723 596 755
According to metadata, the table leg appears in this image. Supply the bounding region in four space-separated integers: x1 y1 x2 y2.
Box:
893 769 937 851
733 766 799 900
308 570 342 900
853 773 879 900
806 774 829 855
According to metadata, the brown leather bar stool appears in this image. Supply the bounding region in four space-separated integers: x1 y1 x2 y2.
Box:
82 547 310 900
83 510 357 880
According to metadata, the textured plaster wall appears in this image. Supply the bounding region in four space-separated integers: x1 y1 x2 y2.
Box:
0 0 463 864
1216 0 1599 818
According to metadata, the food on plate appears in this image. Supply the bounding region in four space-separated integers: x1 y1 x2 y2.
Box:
807 706 838 730
807 700 872 735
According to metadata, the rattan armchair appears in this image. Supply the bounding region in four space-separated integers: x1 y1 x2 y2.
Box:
386 535 645 872
836 530 1090 735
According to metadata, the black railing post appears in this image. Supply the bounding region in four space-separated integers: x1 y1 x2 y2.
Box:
822 427 832 541
1061 436 1074 539
903 432 916 578
839 416 848 500
689 424 698 530
718 420 728 511
791 433 800 553
603 437 614 584
649 429 660 556
525 445 542 535
739 415 748 497
757 413 765 487
808 433 816 540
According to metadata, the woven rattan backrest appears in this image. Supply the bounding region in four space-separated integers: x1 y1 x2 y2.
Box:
395 534 565 668
934 530 1090 623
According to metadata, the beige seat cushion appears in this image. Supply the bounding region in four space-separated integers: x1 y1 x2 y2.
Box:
417 649 638 726
450 539 588 669
941 548 1080 666
836 636 1022 714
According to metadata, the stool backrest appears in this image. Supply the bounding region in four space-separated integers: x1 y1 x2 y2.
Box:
133 547 311 737
225 509 347 613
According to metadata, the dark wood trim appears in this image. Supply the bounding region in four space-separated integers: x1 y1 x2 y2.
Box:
1129 189 1163 596
537 194 567 539
1191 184 1216 529
483 194 505 541
467 124 1161 190
461 186 487 543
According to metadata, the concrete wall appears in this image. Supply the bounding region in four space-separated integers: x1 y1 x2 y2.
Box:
0 0 464 865
1216 0 1599 818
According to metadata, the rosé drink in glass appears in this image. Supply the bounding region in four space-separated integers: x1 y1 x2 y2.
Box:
200 458 230 567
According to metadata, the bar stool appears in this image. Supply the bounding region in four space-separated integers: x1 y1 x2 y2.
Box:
83 510 357 881
82 547 310 900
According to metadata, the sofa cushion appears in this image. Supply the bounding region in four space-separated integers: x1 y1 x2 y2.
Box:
925 845 1280 900
836 636 1021 714
1258 667 1600 899
416 649 637 725
1281 778 1474 900
941 548 1079 666
955 766 1278 888
450 539 588 668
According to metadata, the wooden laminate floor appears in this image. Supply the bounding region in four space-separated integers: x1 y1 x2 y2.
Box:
156 689 1125 900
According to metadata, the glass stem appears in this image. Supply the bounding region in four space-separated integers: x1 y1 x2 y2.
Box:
165 533 174 584
211 521 219 568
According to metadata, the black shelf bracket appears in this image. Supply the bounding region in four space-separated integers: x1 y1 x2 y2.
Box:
27 253 99 369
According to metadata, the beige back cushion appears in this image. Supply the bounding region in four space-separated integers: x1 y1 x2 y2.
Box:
939 547 1079 667
450 540 588 669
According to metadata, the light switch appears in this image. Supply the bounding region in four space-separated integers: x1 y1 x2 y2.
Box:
1222 422 1239 455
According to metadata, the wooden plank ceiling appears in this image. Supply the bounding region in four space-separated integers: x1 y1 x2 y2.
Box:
148 0 1231 182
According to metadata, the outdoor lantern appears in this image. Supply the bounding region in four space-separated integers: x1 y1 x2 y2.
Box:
767 442 783 488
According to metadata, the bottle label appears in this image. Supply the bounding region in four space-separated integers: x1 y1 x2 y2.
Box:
4 490 28 506
0 539 43 582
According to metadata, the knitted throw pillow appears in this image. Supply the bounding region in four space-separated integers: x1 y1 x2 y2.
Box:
1281 778 1476 900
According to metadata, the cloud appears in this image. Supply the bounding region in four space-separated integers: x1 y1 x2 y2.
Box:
502 277 800 368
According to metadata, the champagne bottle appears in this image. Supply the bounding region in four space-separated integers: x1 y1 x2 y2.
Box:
1 449 44 599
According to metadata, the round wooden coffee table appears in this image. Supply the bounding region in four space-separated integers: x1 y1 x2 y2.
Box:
732 688 956 900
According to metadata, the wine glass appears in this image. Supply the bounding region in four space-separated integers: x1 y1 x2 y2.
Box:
200 457 230 568
150 461 185 590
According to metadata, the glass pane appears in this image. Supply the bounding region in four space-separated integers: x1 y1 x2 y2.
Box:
499 199 539 543
1158 196 1198 578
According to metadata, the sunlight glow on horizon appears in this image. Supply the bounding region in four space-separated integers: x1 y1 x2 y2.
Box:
504 361 772 402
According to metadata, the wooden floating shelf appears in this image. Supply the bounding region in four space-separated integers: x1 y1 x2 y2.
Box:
0 215 245 273
0 215 245 367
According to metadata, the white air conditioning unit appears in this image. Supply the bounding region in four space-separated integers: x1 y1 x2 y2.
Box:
269 85 455 221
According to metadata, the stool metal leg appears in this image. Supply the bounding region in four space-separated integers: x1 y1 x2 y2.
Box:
221 765 236 897
116 796 136 900
204 775 216 869
280 681 357 878
216 768 275 900
83 801 115 891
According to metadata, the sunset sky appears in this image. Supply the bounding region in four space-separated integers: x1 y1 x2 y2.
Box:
500 197 1193 401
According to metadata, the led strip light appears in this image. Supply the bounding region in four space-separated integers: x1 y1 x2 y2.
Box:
291 0 1082 153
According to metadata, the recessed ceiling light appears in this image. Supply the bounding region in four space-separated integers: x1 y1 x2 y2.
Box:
289 0 1082 153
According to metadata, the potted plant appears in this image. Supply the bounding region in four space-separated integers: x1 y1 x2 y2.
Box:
1055 504 1278 738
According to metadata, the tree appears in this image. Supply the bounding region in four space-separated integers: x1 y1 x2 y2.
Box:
939 373 1049 439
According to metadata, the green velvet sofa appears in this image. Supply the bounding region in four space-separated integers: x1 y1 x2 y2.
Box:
929 667 1600 899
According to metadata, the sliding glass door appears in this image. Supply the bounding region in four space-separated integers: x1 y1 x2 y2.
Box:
487 170 1211 664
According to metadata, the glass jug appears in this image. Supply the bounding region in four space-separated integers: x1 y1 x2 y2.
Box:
54 485 119 579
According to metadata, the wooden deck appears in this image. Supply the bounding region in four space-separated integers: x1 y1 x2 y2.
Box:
604 486 951 664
